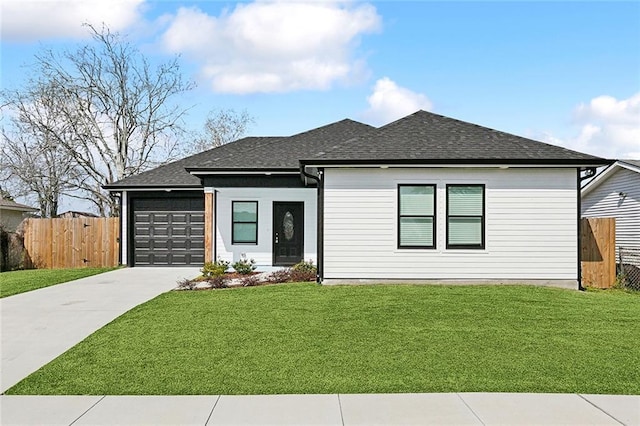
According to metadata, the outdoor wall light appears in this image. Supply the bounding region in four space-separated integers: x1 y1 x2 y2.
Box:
618 192 627 198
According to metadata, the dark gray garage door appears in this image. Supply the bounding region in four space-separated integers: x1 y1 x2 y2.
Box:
132 197 205 266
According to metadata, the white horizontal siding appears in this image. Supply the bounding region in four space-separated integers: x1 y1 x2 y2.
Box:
582 167 640 251
213 187 316 270
323 167 578 280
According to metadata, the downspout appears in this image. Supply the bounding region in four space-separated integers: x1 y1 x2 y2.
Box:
110 191 123 266
300 165 324 284
213 190 218 261
577 167 597 291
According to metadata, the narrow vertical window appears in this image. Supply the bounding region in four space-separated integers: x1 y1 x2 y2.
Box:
232 201 258 244
446 185 485 249
398 185 436 249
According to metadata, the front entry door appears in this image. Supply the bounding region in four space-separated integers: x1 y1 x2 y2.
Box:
273 202 304 266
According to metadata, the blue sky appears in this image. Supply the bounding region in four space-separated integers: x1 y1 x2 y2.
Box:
2 0 639 163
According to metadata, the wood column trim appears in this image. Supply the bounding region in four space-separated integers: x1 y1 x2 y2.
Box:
204 191 214 263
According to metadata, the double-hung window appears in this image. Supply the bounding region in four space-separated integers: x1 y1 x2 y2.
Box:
446 184 485 249
232 201 258 244
398 184 436 249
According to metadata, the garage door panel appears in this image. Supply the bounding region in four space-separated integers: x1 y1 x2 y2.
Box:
153 214 170 224
171 214 188 223
190 225 204 234
151 239 170 250
132 197 205 266
190 240 205 250
171 240 187 250
172 227 187 237
136 229 150 237
135 239 151 249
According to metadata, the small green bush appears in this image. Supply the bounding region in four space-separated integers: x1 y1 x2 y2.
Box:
201 258 230 278
232 255 257 275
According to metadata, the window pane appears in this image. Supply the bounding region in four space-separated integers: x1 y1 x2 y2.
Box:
233 202 257 222
448 217 481 245
400 217 433 246
400 186 434 215
448 186 483 215
233 223 257 243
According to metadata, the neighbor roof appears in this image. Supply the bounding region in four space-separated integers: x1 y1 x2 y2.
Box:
300 110 608 166
582 159 640 196
0 198 39 212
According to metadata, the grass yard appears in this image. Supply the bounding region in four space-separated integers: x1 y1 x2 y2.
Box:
6 283 639 395
0 267 117 298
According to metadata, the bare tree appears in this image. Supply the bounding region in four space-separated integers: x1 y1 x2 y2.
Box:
1 86 80 218
2 24 195 216
192 108 255 152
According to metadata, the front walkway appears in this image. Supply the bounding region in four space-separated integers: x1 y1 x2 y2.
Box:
0 267 199 393
1 393 638 425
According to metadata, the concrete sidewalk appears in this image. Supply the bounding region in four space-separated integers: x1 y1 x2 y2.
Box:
0 267 199 393
1 393 638 425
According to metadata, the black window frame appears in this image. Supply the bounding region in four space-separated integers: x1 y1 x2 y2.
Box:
232 201 258 245
397 184 437 249
446 184 485 250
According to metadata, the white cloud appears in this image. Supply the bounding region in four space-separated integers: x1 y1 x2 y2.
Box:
540 93 640 159
363 77 433 125
161 1 381 94
0 0 145 41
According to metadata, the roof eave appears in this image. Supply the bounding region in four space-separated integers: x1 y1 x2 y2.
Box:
103 184 203 192
186 167 300 174
300 158 613 167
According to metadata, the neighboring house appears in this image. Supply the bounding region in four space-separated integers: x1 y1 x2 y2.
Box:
105 110 609 288
581 160 640 254
0 198 39 232
56 210 100 219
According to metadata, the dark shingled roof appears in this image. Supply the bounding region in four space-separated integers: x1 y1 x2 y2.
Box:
106 120 373 188
106 110 609 190
188 119 374 171
300 110 606 165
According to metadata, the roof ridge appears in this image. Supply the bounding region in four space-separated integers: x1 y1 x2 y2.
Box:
289 118 370 138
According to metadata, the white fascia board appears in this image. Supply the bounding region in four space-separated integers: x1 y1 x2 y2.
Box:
302 163 592 169
581 163 619 196
110 187 204 192
188 171 298 175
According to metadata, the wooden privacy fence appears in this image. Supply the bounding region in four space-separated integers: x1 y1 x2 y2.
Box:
580 217 616 288
23 218 119 269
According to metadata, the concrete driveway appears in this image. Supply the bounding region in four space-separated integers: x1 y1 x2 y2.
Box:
0 267 199 393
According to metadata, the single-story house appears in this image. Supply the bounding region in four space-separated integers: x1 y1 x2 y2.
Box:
0 198 39 232
105 110 610 288
582 160 640 256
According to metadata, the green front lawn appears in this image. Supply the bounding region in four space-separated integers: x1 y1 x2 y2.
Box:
0 267 117 298
7 284 639 395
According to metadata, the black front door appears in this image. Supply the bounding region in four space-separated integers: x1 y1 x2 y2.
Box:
273 202 304 266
